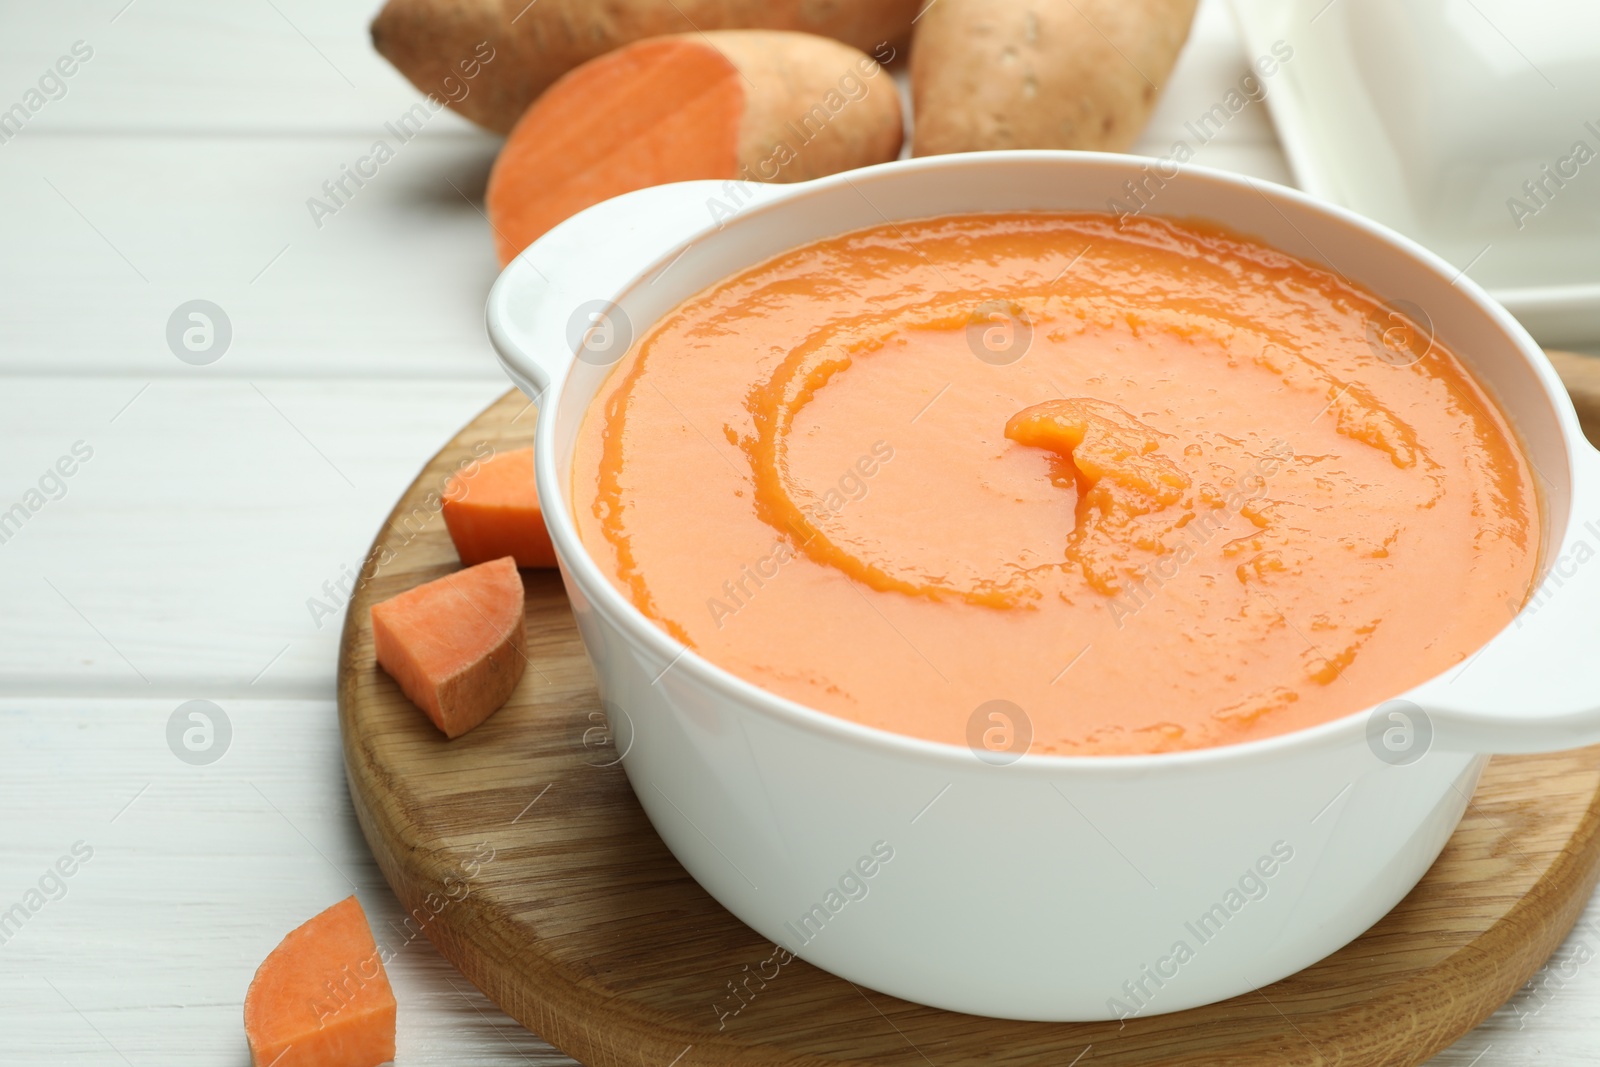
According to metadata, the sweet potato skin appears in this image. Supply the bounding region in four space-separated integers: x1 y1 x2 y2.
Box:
431 609 525 737
910 0 1198 156
716 30 903 184
371 0 920 134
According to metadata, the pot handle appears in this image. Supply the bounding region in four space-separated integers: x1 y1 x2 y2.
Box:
486 179 787 402
1415 443 1600 753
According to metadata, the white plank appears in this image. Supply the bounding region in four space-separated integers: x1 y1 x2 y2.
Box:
0 698 568 1066
0 378 508 696
0 0 483 135
0 133 1286 382
0 134 507 377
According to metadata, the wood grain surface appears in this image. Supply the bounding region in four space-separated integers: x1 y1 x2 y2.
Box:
1549 350 1600 448
338 366 1600 1067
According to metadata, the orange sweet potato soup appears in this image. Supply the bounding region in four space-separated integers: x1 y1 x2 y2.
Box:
571 212 1539 755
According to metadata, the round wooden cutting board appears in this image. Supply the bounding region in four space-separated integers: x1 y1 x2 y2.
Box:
339 358 1600 1067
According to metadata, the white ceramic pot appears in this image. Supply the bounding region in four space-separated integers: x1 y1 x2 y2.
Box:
486 153 1600 1022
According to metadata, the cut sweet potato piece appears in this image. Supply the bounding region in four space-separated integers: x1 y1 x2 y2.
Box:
244 896 395 1067
485 30 903 264
441 447 556 568
371 556 526 738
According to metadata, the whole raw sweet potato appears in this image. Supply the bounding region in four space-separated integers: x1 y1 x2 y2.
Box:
911 0 1199 156
372 0 920 134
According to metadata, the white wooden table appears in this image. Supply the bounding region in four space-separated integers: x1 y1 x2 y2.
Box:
1 2 1594 1063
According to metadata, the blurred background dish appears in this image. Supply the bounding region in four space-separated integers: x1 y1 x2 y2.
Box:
1231 0 1600 345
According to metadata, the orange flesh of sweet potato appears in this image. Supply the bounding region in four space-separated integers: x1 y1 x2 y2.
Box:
484 30 904 264
485 36 743 265
371 556 527 738
244 896 396 1067
441 447 557 568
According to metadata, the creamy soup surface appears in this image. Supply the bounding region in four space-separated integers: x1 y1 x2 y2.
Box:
570 212 1538 755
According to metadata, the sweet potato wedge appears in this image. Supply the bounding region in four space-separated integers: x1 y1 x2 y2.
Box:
371 556 526 738
244 896 396 1067
442 447 557 569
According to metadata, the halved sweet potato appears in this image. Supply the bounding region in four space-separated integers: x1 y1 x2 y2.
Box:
485 30 903 263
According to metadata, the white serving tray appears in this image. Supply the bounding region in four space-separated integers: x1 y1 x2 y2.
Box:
1230 0 1600 346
